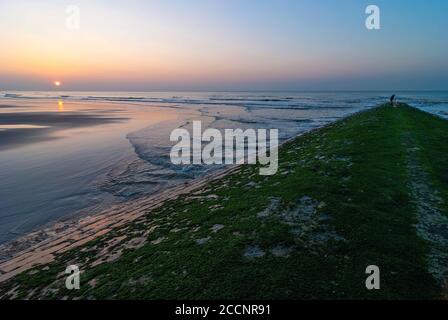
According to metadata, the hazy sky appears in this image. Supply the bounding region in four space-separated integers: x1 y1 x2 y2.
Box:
1 0 447 91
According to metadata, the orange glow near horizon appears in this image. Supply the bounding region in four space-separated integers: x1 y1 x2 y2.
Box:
0 2 328 89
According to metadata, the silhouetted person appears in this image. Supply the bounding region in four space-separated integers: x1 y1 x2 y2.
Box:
390 94 396 105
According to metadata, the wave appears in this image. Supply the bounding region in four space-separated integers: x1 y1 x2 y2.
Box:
4 94 22 98
2 91 446 117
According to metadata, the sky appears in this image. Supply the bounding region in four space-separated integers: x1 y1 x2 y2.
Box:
0 0 447 91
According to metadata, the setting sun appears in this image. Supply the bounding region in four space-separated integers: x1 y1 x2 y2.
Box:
54 81 61 87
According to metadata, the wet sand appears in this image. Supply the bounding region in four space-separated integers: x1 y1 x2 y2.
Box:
0 164 240 283
0 112 128 151
0 100 187 244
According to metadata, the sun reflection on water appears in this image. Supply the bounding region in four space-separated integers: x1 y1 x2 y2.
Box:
58 100 64 112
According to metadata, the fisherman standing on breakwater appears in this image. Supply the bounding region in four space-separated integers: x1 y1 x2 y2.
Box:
390 94 397 107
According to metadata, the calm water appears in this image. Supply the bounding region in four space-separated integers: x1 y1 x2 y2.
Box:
0 91 447 244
